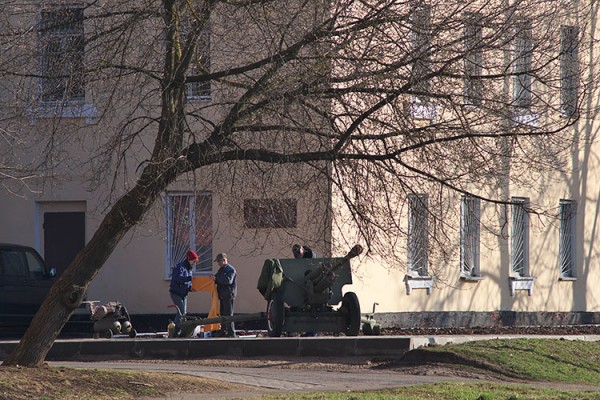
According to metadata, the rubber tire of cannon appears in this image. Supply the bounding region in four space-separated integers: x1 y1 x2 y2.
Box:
362 322 373 335
267 291 285 337
342 292 361 336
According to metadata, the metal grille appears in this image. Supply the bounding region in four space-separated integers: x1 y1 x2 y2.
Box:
181 27 211 100
408 193 428 276
39 7 85 102
511 197 530 277
513 19 533 108
560 26 579 116
464 16 483 106
411 5 431 95
460 196 480 277
559 199 576 278
165 192 212 277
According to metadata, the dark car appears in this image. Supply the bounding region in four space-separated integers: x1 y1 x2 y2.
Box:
0 243 92 337
0 243 57 335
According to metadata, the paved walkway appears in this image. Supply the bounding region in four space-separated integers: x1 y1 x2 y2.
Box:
51 360 480 399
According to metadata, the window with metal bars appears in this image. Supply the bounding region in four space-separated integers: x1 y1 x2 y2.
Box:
460 195 481 278
180 25 211 100
410 4 431 96
513 19 533 109
38 6 85 102
558 199 577 279
165 192 212 278
511 197 530 277
560 26 579 117
408 193 429 277
464 15 483 106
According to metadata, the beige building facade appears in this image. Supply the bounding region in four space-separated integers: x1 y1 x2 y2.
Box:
0 0 598 330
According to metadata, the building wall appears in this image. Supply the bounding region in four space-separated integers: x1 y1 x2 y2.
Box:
1 1 598 327
339 127 600 316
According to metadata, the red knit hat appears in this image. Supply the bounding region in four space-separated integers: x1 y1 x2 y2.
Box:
186 250 199 262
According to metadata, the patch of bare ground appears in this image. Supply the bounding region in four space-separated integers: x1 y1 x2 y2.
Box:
0 364 251 400
373 348 524 382
380 325 600 336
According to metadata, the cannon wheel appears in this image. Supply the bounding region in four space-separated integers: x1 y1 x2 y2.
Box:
267 291 285 337
342 292 361 336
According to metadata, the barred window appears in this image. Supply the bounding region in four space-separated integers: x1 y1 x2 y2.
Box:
179 23 211 101
513 19 533 109
39 6 84 102
559 199 577 279
187 30 211 100
408 193 429 277
410 4 431 96
460 196 481 278
511 197 530 277
464 16 483 106
560 26 579 117
165 192 212 277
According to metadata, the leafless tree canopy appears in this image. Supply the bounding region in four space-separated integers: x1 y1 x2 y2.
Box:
0 0 596 365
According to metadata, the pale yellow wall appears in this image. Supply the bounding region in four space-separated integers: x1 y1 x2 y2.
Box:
338 127 600 315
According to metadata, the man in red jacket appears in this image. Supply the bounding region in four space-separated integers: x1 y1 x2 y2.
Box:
169 250 198 337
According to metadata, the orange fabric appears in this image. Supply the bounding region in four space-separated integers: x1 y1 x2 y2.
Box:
191 277 221 332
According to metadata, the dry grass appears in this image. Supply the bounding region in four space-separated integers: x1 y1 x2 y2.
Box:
0 365 248 400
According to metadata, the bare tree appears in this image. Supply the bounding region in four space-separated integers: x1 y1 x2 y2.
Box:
0 0 594 366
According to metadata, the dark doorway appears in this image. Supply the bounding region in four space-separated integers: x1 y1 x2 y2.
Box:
43 212 85 277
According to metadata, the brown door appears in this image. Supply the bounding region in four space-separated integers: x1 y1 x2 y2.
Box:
43 212 85 277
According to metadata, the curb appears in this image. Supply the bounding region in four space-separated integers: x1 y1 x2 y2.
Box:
0 336 412 361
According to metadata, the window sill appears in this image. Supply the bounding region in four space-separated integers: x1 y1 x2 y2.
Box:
409 96 439 120
509 276 535 296
560 110 578 119
28 102 97 125
460 275 485 282
404 274 433 295
559 276 577 281
187 95 212 102
511 109 540 127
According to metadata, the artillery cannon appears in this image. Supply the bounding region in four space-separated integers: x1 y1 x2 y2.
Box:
258 244 364 337
176 244 365 338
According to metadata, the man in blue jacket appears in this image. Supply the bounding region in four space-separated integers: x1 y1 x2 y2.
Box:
169 250 198 337
212 253 237 337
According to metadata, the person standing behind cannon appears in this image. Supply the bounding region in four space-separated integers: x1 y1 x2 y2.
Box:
292 244 317 258
212 253 237 337
169 250 198 337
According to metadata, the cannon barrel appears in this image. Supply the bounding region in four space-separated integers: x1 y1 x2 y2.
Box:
179 312 267 337
329 244 363 272
306 244 363 279
180 312 266 328
304 244 364 304
305 244 363 281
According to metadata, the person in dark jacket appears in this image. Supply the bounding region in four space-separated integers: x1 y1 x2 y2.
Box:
169 250 198 337
212 252 237 337
292 244 316 259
